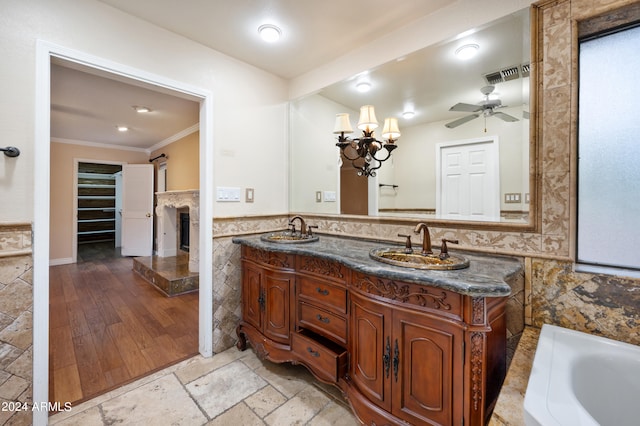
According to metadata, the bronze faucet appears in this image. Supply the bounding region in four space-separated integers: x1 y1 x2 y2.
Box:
413 222 432 256
289 215 307 236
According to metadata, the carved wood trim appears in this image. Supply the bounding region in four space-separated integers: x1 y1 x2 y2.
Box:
245 246 292 268
470 332 484 411
352 275 452 311
472 297 485 324
299 256 344 280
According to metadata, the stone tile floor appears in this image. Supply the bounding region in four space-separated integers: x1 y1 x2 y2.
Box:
49 345 360 425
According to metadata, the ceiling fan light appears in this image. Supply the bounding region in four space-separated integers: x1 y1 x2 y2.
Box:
455 44 479 60
258 24 281 43
402 111 415 119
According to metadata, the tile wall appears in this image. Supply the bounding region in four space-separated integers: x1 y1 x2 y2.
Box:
0 224 33 425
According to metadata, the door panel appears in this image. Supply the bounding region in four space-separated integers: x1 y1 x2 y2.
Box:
437 138 499 221
121 164 154 256
350 292 391 411
393 310 462 426
242 263 262 331
263 271 293 344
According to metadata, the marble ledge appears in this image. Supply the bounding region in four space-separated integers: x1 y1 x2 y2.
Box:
489 326 540 426
232 233 522 297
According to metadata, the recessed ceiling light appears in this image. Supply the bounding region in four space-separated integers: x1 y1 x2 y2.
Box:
402 111 415 119
133 105 151 113
356 82 371 93
117 125 129 132
455 44 479 60
258 24 281 43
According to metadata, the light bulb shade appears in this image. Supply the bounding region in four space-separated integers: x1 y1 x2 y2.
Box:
333 113 353 134
357 105 379 132
381 118 401 140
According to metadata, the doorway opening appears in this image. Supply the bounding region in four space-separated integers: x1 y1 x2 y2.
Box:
34 41 214 423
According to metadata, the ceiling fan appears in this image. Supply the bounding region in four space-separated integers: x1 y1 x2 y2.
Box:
445 85 519 129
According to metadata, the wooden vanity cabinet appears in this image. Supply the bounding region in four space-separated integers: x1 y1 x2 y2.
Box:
236 244 508 426
236 246 296 359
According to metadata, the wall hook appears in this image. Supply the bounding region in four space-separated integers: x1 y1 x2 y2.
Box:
1 146 20 157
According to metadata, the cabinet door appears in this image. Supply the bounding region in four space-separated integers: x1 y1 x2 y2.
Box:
242 262 263 331
349 292 392 412
263 270 293 344
392 309 463 426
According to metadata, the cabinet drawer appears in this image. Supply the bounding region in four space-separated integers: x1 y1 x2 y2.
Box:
298 302 347 345
298 276 347 314
292 332 347 383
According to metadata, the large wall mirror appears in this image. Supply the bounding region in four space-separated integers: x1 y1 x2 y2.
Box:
290 7 537 227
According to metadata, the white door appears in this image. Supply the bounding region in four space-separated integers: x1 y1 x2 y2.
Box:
436 137 500 221
121 164 154 256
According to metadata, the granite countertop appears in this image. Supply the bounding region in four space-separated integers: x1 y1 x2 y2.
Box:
232 233 522 297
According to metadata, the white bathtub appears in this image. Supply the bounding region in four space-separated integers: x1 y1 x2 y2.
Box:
524 324 640 426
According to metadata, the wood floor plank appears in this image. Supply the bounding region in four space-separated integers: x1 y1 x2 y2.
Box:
49 326 76 370
66 301 91 338
49 242 199 405
51 364 83 404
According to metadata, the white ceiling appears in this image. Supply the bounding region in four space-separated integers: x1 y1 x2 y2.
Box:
51 1 529 150
97 0 456 79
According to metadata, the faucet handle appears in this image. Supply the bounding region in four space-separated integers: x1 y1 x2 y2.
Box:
307 225 318 237
288 223 296 234
397 234 413 253
440 239 459 259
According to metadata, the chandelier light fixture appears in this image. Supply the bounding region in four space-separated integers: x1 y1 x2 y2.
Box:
333 105 400 177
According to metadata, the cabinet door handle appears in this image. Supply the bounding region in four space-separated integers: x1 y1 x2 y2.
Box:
307 347 320 357
383 336 391 379
316 287 329 296
393 339 400 383
258 290 265 310
316 314 330 324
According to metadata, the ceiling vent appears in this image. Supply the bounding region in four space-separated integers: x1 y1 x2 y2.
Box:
483 64 525 85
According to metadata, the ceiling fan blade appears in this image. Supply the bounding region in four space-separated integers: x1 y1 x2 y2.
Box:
445 114 479 128
493 111 519 122
449 102 483 113
523 110 530 119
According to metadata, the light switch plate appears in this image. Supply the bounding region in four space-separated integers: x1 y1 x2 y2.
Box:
245 188 254 203
323 191 337 202
216 186 241 202
315 191 322 202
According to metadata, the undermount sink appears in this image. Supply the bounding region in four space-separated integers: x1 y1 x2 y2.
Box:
260 231 319 244
369 248 470 270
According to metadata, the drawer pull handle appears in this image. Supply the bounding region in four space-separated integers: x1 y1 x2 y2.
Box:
316 314 330 323
307 347 320 357
316 287 329 296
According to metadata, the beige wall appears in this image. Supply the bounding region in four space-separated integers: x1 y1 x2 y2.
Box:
150 131 199 192
49 142 149 263
0 0 289 222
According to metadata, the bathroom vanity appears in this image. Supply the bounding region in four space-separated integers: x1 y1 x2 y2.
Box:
233 233 521 426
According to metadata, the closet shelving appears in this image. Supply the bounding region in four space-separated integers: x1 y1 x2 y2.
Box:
77 171 117 243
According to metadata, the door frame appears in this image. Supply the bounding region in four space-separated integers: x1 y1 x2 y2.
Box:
34 40 214 424
435 135 500 221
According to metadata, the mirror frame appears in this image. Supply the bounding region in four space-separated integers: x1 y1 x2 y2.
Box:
289 5 542 234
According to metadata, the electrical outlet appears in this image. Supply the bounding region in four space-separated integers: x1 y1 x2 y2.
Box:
504 193 521 203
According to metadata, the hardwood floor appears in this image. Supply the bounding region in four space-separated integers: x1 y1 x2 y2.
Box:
49 242 199 405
